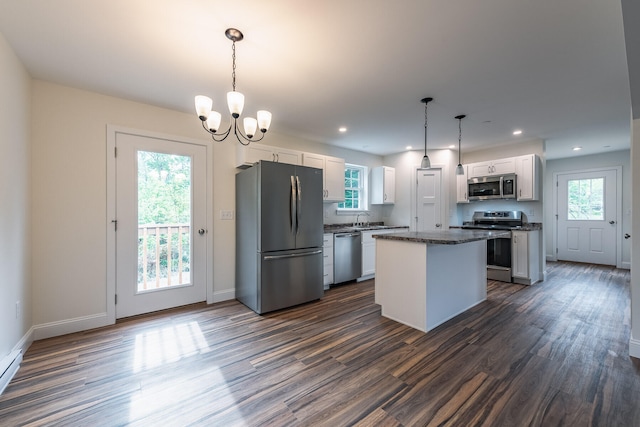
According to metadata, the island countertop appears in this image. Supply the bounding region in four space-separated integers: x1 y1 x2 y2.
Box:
373 228 511 245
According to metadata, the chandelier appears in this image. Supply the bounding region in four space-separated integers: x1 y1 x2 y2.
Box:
420 97 433 169
195 28 272 145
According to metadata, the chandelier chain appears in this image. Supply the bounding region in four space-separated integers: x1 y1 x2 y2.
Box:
231 41 237 92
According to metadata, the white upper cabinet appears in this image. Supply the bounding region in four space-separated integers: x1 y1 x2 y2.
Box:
371 166 395 204
468 157 516 178
515 154 541 201
302 153 345 202
456 165 469 203
236 143 302 168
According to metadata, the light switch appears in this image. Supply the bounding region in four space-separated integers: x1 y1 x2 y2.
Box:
220 210 234 220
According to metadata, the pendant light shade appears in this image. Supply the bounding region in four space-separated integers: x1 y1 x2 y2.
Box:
455 114 466 175
420 97 433 169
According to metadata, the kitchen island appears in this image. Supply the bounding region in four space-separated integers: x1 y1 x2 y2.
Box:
373 229 511 333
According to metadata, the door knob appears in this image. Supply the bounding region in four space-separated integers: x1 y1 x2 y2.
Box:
609 220 616 225
625 233 631 239
435 223 442 228
198 228 207 235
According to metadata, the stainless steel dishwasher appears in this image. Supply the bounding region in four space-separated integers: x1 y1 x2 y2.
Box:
333 231 362 283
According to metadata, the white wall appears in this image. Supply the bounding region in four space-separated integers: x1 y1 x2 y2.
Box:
29 80 386 336
0 33 32 362
545 150 631 267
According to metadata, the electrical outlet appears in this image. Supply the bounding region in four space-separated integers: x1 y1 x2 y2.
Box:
220 210 234 220
16 301 20 319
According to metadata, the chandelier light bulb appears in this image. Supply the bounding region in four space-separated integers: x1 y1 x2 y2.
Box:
206 111 222 133
195 95 213 121
243 117 258 139
227 91 245 118
257 110 272 133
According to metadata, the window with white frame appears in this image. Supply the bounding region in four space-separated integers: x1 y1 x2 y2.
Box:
338 164 367 210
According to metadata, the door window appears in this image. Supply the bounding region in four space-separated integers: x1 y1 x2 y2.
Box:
137 151 192 292
567 177 604 220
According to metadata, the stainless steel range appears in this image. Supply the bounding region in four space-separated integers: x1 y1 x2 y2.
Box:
462 211 524 282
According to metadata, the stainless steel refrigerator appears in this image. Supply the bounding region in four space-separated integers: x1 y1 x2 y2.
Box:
235 161 324 314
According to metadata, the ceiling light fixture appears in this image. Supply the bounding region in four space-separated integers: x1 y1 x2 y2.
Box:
195 28 272 145
339 127 348 133
573 146 582 151
420 97 433 169
513 130 523 135
406 146 413 150
455 115 466 175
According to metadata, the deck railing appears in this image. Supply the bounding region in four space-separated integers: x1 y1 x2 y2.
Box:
138 224 191 291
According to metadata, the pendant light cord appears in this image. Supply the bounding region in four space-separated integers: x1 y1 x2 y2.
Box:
424 103 428 154
458 117 462 164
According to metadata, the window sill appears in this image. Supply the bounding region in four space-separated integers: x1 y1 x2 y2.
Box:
335 209 370 216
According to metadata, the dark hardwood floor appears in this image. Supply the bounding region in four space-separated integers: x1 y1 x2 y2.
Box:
1 261 638 426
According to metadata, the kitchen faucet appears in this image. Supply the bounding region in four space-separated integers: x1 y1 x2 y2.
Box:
353 212 370 227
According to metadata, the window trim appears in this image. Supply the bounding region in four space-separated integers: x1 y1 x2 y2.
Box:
337 163 368 212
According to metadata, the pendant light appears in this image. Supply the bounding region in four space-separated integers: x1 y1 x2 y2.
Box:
455 114 466 175
420 97 433 169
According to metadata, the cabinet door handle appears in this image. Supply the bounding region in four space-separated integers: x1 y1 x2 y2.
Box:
609 220 616 225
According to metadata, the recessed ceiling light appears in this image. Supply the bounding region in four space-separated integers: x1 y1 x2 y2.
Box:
513 130 523 135
406 145 413 150
573 146 582 151
449 145 456 149
338 127 347 133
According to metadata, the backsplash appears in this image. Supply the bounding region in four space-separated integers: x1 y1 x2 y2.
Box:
458 199 543 223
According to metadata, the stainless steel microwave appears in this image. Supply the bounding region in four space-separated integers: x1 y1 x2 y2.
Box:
467 174 517 201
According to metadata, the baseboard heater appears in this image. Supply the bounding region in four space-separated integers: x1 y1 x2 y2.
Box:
0 349 23 395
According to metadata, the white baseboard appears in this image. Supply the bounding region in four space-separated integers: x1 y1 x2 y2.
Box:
630 336 640 359
33 312 111 341
1 349 23 395
209 288 234 304
619 261 631 270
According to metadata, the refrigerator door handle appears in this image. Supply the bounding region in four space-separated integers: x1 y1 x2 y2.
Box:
264 249 322 261
290 175 296 234
296 175 302 235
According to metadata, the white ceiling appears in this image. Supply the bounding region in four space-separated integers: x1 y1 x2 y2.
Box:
0 0 633 159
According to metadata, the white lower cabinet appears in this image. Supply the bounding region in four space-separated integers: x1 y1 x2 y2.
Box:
323 233 334 289
360 228 409 280
512 229 541 285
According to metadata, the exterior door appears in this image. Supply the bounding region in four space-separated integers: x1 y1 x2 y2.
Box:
556 169 617 265
115 132 208 318
416 168 442 231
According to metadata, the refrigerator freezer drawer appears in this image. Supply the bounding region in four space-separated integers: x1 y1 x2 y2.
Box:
258 249 324 313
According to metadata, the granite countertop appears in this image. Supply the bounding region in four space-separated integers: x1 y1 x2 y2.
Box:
373 229 511 245
323 224 410 234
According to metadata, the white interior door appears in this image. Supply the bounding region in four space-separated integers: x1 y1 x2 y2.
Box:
556 169 617 265
115 132 208 318
416 169 442 231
